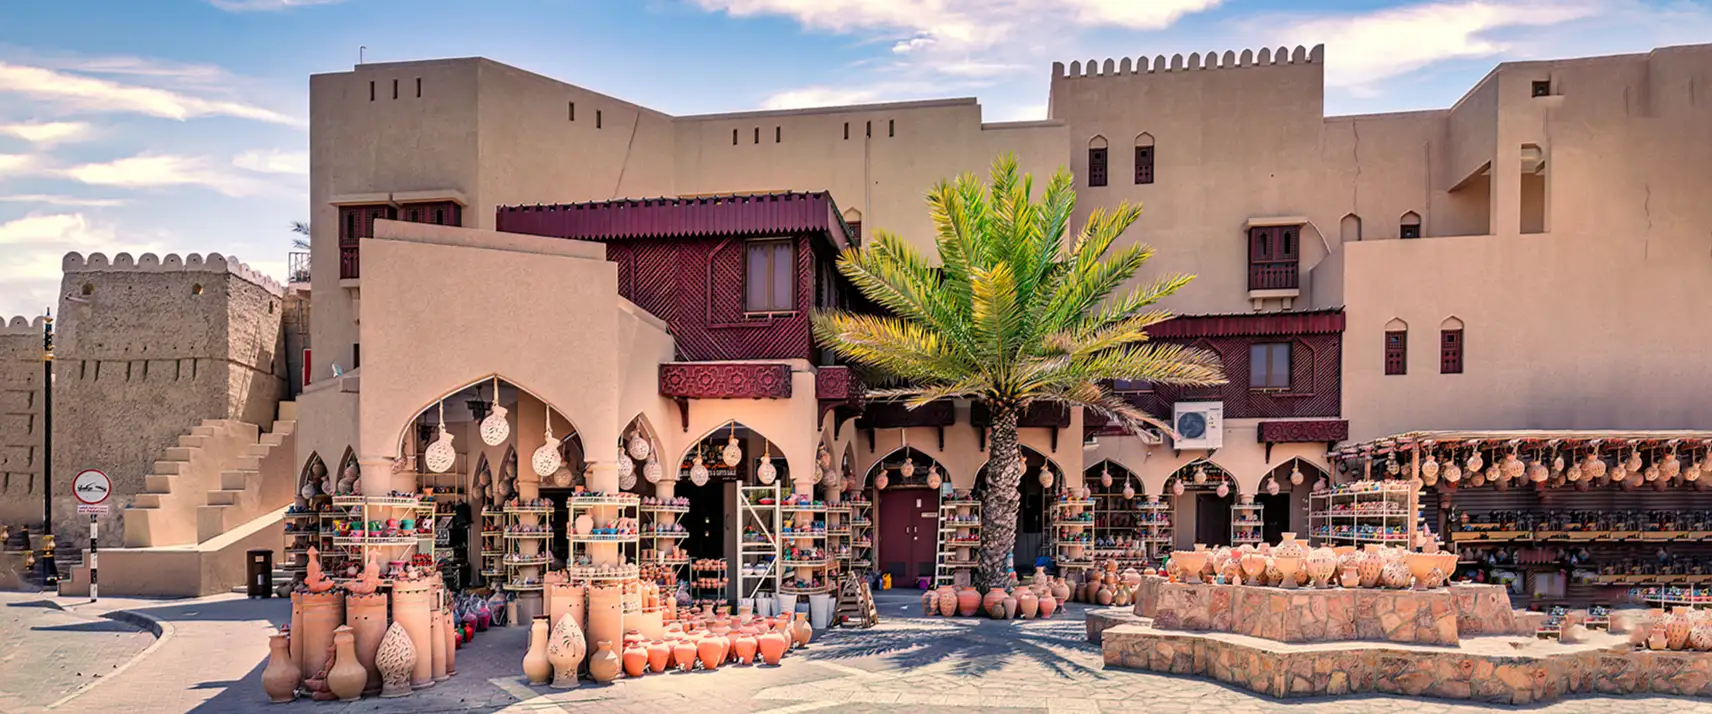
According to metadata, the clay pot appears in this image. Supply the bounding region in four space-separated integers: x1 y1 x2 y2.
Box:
697 635 725 671
921 590 938 616
1016 589 1039 618
289 592 305 675
1357 549 1385 588
1113 586 1132 608
646 640 671 673
956 587 980 617
1038 594 1058 618
429 608 448 683
757 631 789 665
937 586 958 616
345 592 387 695
734 633 758 664
391 580 434 689
1666 609 1693 650
574 514 594 535
522 617 552 685
1095 584 1113 606
327 626 366 701
376 621 417 698
1381 562 1412 590
1051 579 1071 602
793 612 813 648
589 640 621 683
546 612 586 688
1002 595 1018 620
443 610 457 677
1122 568 1143 588
1649 627 1669 650
623 641 648 677
1240 553 1268 584
1339 566 1360 588
262 632 300 703
673 639 699 671
1306 548 1337 588
983 589 1007 619
1689 624 1712 652
299 591 345 684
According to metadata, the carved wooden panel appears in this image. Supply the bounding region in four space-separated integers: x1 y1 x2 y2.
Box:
658 362 792 399
815 365 858 402
1258 420 1349 443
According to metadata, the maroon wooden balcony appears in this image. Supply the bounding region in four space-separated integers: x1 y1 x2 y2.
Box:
339 246 360 280
1248 260 1298 290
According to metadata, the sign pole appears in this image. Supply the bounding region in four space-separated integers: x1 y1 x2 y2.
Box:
71 467 110 598
88 515 97 601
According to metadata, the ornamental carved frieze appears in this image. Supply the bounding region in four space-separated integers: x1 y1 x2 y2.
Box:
659 362 792 399
815 365 858 402
1258 419 1349 443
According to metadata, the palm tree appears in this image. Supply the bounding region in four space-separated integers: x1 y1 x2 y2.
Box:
290 221 310 250
813 154 1227 588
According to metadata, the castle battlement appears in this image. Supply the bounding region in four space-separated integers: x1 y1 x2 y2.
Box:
1 316 47 336
62 252 285 296
1055 44 1324 79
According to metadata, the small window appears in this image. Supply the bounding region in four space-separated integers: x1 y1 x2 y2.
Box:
865 120 872 138
888 119 894 137
1088 147 1108 187
744 239 796 312
81 282 94 296
569 102 575 121
596 110 602 128
433 208 444 225
1134 145 1154 184
754 127 760 144
392 79 398 99
415 78 421 97
1531 80 1551 98
352 343 360 370
368 80 375 101
843 122 849 140
1440 328 1463 374
733 128 738 145
1385 330 1407 375
1249 342 1290 389
191 283 204 296
1400 211 1422 239
775 126 781 143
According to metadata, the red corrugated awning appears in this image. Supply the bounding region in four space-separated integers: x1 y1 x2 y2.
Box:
497 192 854 250
1147 308 1345 338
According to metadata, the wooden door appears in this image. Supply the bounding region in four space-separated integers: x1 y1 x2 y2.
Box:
879 488 940 588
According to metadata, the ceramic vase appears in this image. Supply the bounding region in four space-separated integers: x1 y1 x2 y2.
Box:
1339 566 1360 588
342 592 386 694
288 591 305 676
983 589 1007 619
262 632 300 703
921 590 938 616
299 591 346 684
1240 553 1268 584
646 640 671 673
1666 610 1693 650
1039 594 1058 618
792 612 813 648
735 633 758 664
1689 624 1712 652
697 635 724 671
587 584 624 660
1381 562 1412 590
1357 548 1385 588
429 608 448 682
955 587 979 617
1051 580 1071 602
546 612 586 688
1016 589 1039 618
757 631 788 665
327 626 366 702
1648 628 1668 650
623 641 648 677
672 637 698 671
376 622 417 698
523 617 552 685
1002 595 1018 620
589 641 621 683
444 610 458 677
937 586 957 616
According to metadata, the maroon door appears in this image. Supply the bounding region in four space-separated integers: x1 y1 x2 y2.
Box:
878 488 940 588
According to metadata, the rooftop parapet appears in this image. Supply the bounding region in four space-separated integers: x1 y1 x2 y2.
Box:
1055 44 1324 79
61 252 285 296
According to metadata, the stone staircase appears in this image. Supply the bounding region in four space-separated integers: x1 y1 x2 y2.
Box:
122 402 295 547
198 401 297 543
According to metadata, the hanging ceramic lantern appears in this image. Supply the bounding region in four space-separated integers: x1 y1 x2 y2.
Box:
1566 462 1582 481
531 434 561 478
900 456 916 479
1171 479 1184 496
1123 478 1137 500
480 380 510 446
817 444 832 470
619 461 638 490
615 446 635 480
1039 465 1055 489
1527 462 1548 483
756 448 778 485
1584 454 1608 481
1385 454 1400 476
1469 467 1486 487
926 464 942 490
1686 462 1702 482
1442 462 1462 483
820 464 839 488
1265 477 1280 496
1643 464 1659 482
1501 452 1525 481
642 455 663 484
1289 463 1304 485
1421 453 1440 480
1662 451 1681 479
722 432 743 468
1100 466 1113 488
1626 449 1643 474
875 471 889 490
1215 481 1229 498
628 430 651 461
1551 454 1565 473
1467 452 1484 473
1193 465 1207 485
425 425 456 474
689 451 710 487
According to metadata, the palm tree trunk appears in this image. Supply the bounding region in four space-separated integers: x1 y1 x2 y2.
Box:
979 407 1022 589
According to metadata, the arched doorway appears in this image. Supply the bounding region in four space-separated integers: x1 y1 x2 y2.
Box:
1166 460 1238 548
871 446 948 589
1082 459 1154 566
975 445 1059 576
285 453 328 584
676 420 789 602
1258 458 1329 544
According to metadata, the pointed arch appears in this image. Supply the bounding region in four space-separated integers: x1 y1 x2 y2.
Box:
1384 318 1409 375
1088 135 1109 149
1134 132 1155 185
1440 316 1464 331
866 446 949 490
676 420 789 485
298 452 327 499
1087 135 1110 187
1400 210 1422 239
1439 316 1465 374
335 447 358 495
1084 458 1143 495
1340 213 1362 242
391 373 583 460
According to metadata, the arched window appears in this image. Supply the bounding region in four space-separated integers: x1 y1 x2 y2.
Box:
1439 317 1464 374
1340 213 1362 242
1087 136 1108 187
1400 211 1422 239
1134 132 1155 184
1384 318 1408 375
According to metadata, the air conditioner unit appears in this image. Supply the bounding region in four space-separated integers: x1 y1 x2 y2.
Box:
1172 401 1224 450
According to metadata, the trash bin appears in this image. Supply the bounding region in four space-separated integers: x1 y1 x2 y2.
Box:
247 548 273 598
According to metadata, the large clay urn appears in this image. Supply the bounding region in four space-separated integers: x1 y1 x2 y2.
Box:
1240 553 1268 584
546 613 586 688
697 634 725 671
342 593 386 695
327 626 367 702
622 640 648 677
289 591 305 674
299 591 345 682
1002 595 1018 620
646 640 671 673
1666 609 1693 650
936 585 958 616
792 612 813 648
443 609 457 677
734 633 758 664
588 641 621 683
392 579 434 689
1121 568 1143 588
921 590 938 616
1357 547 1385 588
376 622 417 698
1403 552 1437 590
955 587 980 617
1016 588 1039 618
983 589 1007 619
1095 584 1114 606
262 632 300 703
1051 579 1071 603
429 607 448 682
1173 548 1209 584
673 638 698 671
757 630 789 665
1038 593 1058 618
1381 562 1412 589
523 616 552 685
587 583 624 659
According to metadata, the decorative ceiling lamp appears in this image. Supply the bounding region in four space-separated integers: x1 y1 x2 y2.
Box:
1442 460 1462 483
424 400 457 474
1528 461 1549 483
1039 464 1055 488
1123 475 1137 500
1551 452 1566 474
1501 451 1525 481
1583 452 1608 481
1566 461 1583 482
1215 480 1229 498
1101 466 1113 488
820 463 839 488
1264 477 1279 496
1385 454 1400 477
531 404 562 478
642 455 662 484
689 447 710 487
899 429 915 478
756 443 777 485
1421 452 1440 481
1171 478 1185 496
1289 463 1304 485
875 470 889 490
818 444 832 470
1662 449 1682 480
926 463 942 490
1643 464 1659 483
619 459 639 490
1193 464 1208 485
1625 449 1643 474
616 444 635 482
628 429 652 461
479 376 510 446
722 423 742 468
1467 451 1485 474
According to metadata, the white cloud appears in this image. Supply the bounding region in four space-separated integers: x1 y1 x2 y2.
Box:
208 0 345 10
761 86 885 110
0 121 92 145
0 194 127 207
0 61 301 126
1273 1 1604 92
0 153 37 175
232 148 309 175
0 213 170 316
58 153 273 197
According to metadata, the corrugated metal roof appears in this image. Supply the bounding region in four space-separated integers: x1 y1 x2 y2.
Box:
496 191 854 249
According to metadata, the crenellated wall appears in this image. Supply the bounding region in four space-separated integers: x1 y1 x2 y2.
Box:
0 317 46 530
51 252 286 548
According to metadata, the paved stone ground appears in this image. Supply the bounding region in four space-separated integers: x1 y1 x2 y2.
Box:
0 596 154 712
8 589 1711 713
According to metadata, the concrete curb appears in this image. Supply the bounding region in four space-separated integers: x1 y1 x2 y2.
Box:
45 606 175 710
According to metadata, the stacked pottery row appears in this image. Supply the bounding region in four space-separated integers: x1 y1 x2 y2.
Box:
1166 534 1459 590
1631 607 1712 652
524 607 815 686
923 576 1064 620
1062 560 1146 607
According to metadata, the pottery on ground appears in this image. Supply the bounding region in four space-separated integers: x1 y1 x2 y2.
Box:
546 611 586 688
523 616 552 685
673 639 698 671
327 626 367 702
757 631 788 665
646 640 671 673
589 640 621 683
1016 588 1039 618
1038 594 1058 618
262 632 300 703
623 641 648 677
376 621 417 698
936 586 957 616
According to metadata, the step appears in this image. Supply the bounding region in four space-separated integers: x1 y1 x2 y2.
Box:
131 493 165 509
206 490 240 506
143 473 178 492
161 446 195 462
220 469 258 491
277 401 298 422
149 460 187 476
259 432 287 448
177 434 210 449
190 424 223 438
236 455 263 472
269 420 296 438
244 443 273 459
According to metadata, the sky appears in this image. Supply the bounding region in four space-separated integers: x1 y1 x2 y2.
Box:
0 0 1708 317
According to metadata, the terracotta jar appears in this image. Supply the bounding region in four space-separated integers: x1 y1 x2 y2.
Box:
429 607 448 683
983 588 1007 618
575 514 594 535
523 616 553 685
586 640 620 683
921 590 938 616
1666 609 1693 650
734 632 758 664
376 621 417 698
622 640 648 677
262 632 300 703
697 634 725 671
443 610 457 677
673 638 698 671
1051 579 1071 603
546 613 586 688
587 584 624 661
1112 586 1131 608
343 592 386 695
1357 548 1385 588
1095 584 1113 606
1002 595 1018 620
327 626 367 702
936 586 958 616
1339 566 1360 588
1038 594 1058 618
299 591 346 683
757 630 789 665
646 640 671 673
1381 562 1412 589
1649 627 1669 650
1016 588 1039 618
1689 624 1712 652
289 591 305 675
792 612 813 648
391 580 434 689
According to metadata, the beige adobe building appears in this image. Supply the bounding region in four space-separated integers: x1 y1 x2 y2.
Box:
4 42 1709 594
